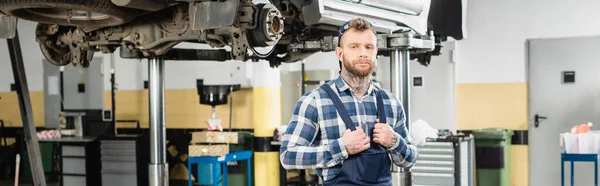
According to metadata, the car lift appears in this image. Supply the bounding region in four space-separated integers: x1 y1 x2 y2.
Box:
380 31 436 186
8 23 435 186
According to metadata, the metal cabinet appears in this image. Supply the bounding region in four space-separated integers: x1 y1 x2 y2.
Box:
58 140 101 186
38 137 100 186
99 135 149 186
61 145 88 186
412 136 475 186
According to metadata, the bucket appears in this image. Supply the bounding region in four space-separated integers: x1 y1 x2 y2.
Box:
584 131 600 153
562 133 578 153
561 131 600 154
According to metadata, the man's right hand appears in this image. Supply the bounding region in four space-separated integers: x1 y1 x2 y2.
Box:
342 127 370 155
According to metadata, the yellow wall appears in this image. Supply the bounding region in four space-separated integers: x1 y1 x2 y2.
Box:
456 83 528 130
0 89 254 129
0 92 45 127
105 89 254 129
457 83 529 186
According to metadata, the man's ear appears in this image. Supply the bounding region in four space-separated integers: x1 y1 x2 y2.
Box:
335 47 343 62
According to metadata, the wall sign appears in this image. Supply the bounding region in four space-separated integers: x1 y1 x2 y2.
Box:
562 71 575 83
413 76 423 87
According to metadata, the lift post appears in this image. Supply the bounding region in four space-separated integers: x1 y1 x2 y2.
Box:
118 46 232 186
381 31 436 186
7 29 47 186
148 57 169 186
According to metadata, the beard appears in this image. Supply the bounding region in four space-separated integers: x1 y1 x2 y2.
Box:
342 56 373 78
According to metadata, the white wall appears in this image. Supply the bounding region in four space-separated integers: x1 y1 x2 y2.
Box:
456 0 600 84
279 51 340 72
373 42 456 131
0 20 46 92
111 42 256 90
163 42 254 89
409 42 456 131
103 54 113 91
112 52 147 91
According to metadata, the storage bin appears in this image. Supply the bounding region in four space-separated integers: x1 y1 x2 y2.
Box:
472 128 513 186
561 131 600 154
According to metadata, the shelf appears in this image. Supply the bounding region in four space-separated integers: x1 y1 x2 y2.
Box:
561 153 599 162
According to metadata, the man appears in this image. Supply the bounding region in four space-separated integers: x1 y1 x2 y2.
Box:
279 17 418 186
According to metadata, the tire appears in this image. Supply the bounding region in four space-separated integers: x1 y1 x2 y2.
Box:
0 0 146 27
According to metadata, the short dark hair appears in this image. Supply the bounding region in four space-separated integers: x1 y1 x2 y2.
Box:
338 17 375 47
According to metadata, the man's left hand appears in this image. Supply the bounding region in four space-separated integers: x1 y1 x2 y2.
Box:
373 119 397 148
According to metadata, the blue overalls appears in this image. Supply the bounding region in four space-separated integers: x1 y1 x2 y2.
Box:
321 84 393 186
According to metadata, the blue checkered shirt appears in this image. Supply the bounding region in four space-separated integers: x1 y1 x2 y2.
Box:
279 75 418 181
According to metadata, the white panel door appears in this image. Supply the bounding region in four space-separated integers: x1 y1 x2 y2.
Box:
528 35 600 186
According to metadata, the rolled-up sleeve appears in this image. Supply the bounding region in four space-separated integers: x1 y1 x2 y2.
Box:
387 101 418 168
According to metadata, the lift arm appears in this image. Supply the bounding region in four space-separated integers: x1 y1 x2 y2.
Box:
7 28 47 186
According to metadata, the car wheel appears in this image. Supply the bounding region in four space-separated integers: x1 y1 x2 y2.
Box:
0 0 145 27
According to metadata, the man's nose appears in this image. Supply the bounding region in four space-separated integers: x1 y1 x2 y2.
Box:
359 47 368 58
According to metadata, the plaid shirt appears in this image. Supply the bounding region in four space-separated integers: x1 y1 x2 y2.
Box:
279 75 418 181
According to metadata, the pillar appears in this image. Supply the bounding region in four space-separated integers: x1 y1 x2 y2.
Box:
148 58 168 186
252 61 281 186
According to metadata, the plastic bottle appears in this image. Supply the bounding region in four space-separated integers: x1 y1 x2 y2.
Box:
570 122 593 134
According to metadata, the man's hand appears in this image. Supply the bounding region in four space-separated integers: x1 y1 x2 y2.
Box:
373 119 397 148
342 127 370 155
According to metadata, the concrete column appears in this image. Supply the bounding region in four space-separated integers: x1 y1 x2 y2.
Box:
252 61 281 186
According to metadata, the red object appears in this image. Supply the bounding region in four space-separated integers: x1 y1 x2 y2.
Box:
571 122 593 134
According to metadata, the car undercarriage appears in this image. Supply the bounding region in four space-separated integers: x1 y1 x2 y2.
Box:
0 0 456 68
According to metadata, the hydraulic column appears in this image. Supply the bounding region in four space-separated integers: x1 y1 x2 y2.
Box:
148 58 168 186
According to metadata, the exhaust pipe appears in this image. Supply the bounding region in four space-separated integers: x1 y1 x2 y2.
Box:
112 0 168 11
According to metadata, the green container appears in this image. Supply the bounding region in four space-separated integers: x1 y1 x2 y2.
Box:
472 128 513 186
227 174 246 186
227 131 253 185
21 142 53 183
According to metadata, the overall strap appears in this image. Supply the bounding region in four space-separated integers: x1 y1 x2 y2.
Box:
321 84 356 131
375 90 387 124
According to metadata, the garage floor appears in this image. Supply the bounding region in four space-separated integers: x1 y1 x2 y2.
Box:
0 181 58 186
